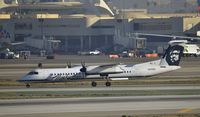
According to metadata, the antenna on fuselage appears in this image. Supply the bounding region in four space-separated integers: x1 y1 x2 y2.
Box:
66 60 72 68
38 63 43 68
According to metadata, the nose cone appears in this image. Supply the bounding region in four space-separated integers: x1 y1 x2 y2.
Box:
18 75 31 82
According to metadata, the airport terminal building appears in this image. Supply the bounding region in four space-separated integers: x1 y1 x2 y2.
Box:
0 0 200 54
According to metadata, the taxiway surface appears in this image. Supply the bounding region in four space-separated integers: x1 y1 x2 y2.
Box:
0 56 200 116
0 95 200 117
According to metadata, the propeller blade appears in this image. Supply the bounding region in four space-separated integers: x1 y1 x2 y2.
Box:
66 60 72 68
80 61 87 73
81 61 86 66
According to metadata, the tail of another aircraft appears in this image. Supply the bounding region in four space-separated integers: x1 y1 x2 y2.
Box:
160 45 184 66
0 0 18 9
0 0 8 9
0 0 6 5
15 0 18 4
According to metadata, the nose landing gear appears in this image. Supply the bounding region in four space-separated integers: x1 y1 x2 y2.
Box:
91 81 97 87
26 84 30 88
105 81 111 87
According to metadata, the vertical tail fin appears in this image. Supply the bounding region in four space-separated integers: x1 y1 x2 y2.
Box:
0 0 5 4
16 0 18 4
0 0 18 8
0 1 7 8
160 45 184 66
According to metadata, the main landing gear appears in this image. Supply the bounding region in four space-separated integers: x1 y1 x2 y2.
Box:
91 81 111 87
91 76 112 87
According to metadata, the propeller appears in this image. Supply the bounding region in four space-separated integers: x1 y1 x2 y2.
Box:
66 60 72 68
80 61 87 73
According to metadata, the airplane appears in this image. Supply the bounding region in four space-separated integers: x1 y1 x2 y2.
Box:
134 32 200 57
0 33 25 59
19 44 184 88
1 0 114 16
0 41 24 52
0 0 83 11
0 41 23 59
0 29 24 59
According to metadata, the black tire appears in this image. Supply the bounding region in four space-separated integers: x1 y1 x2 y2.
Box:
26 84 30 88
105 82 111 87
91 81 97 87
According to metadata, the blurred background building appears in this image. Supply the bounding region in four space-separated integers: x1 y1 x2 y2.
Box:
0 0 200 54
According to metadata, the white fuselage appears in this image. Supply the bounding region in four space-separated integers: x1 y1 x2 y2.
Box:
20 60 180 83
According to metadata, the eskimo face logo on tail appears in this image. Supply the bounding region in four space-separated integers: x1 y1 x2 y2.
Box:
169 50 181 63
165 45 184 66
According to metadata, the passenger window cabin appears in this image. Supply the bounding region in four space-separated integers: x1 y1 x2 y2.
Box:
27 71 39 75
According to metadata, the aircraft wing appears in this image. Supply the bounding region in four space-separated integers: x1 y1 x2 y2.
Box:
10 42 25 46
98 64 119 68
0 42 25 52
86 64 123 75
134 33 200 41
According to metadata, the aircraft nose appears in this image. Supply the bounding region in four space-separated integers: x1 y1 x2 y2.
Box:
18 75 30 82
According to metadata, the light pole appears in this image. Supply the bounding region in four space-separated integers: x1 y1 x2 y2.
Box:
38 18 45 50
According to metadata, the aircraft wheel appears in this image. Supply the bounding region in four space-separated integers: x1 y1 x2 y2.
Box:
26 84 30 88
105 82 111 87
91 81 97 87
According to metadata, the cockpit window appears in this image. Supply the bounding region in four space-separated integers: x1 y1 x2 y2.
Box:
27 71 39 75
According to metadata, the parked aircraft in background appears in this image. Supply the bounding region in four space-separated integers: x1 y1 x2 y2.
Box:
19 44 184 88
0 48 19 59
0 41 24 51
0 41 24 59
134 33 200 41
135 33 200 57
0 0 82 12
167 40 200 57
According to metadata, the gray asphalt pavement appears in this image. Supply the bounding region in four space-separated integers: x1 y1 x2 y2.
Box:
0 95 200 117
0 56 200 116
